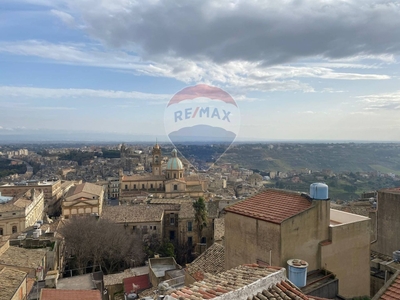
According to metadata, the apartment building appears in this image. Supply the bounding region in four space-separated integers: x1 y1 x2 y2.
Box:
0 189 44 235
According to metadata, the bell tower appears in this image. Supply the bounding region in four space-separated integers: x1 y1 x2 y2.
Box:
152 142 162 176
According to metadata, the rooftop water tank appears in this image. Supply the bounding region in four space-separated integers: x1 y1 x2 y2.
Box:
126 293 137 300
310 183 329 200
287 259 308 288
393 250 400 262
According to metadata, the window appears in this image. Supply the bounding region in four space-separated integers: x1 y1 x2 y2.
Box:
187 221 193 232
0 228 3 235
173 184 178 191
153 226 157 230
159 184 162 189
170 213 175 225
134 184 136 189
142 184 145 189
150 184 153 189
169 230 175 240
12 213 16 215
188 236 193 246
201 237 206 244
125 185 128 190
12 226 17 234
180 173 182 178
174 173 176 178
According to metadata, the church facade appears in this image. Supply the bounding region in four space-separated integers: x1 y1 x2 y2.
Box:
119 144 207 200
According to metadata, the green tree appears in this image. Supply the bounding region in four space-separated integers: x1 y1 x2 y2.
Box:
193 197 208 242
143 234 175 258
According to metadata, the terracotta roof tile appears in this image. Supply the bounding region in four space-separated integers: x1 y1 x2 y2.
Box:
40 289 102 300
379 272 400 300
186 243 225 279
0 268 27 300
0 246 46 269
122 174 165 181
102 204 179 223
165 264 327 300
66 182 103 199
224 189 313 224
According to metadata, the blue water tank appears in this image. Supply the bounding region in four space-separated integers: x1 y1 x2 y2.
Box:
310 183 329 200
287 259 308 288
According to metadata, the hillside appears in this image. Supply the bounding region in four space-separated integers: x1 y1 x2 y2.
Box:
219 143 400 174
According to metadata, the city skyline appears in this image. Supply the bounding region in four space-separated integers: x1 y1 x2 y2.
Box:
1 1 400 142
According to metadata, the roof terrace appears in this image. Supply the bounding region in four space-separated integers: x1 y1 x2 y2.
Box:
330 209 370 226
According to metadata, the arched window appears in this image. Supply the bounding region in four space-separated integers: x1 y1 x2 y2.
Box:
12 226 17 234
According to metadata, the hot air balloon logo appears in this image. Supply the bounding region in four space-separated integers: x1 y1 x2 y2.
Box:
164 84 241 170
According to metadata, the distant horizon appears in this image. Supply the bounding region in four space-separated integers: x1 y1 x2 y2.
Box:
1 135 400 145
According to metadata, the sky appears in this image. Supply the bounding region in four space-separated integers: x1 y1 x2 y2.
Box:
1 0 400 142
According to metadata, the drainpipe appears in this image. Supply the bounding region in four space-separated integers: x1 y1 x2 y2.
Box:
371 191 378 244
269 250 272 266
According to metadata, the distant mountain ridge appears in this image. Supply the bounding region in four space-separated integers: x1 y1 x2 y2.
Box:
219 143 400 174
168 124 236 143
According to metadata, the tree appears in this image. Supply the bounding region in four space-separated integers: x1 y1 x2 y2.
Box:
143 233 175 259
60 216 145 275
193 197 208 243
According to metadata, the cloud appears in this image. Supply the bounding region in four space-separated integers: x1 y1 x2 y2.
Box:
357 91 400 110
31 106 76 110
0 86 170 101
61 0 400 65
50 9 75 27
0 41 389 93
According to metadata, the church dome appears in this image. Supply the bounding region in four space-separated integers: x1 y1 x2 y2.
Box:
166 149 183 170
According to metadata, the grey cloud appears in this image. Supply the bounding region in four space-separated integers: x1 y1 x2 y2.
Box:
67 0 400 65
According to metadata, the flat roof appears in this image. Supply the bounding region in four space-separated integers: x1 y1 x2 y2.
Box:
151 264 176 278
104 266 149 286
0 194 13 203
1 180 58 187
149 257 178 278
330 209 370 226
57 274 96 290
